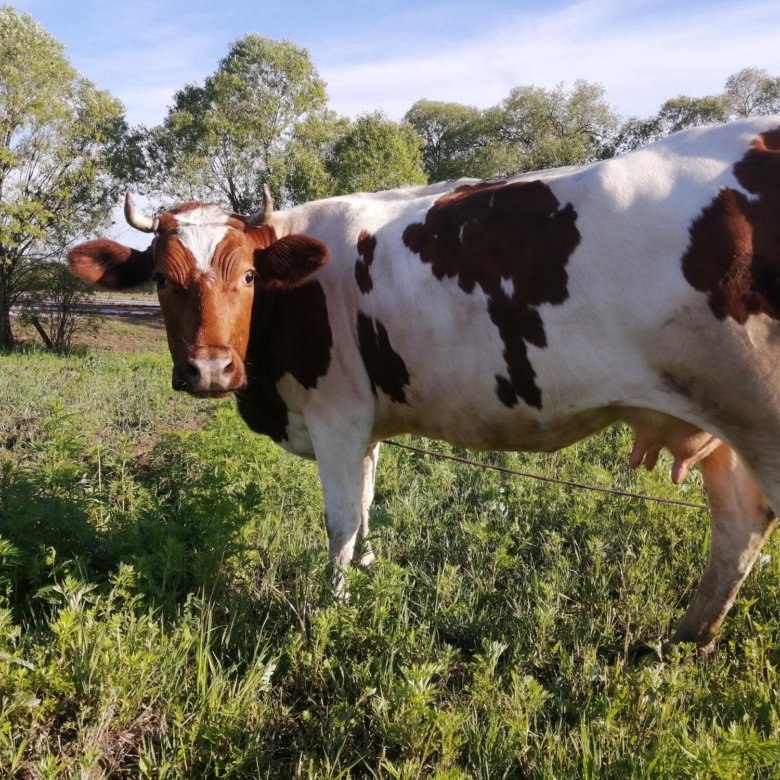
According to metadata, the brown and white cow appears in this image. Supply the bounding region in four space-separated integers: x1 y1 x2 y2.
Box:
69 116 780 652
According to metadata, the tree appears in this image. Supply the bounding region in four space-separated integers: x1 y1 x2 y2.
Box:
152 35 329 212
656 95 730 134
405 99 497 181
0 5 128 348
609 115 664 155
19 262 98 354
282 111 350 204
325 112 427 194
724 67 780 117
491 80 620 173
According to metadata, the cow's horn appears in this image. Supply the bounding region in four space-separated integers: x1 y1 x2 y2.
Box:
124 193 158 233
245 184 274 227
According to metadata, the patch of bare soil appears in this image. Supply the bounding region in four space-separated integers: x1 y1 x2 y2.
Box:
15 313 168 353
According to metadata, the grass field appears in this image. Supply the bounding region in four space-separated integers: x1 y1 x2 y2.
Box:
1 317 780 778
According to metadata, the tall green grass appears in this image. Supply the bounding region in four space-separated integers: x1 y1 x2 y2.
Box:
1 346 779 777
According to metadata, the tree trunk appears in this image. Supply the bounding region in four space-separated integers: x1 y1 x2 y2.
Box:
29 315 53 350
0 306 13 350
0 259 14 350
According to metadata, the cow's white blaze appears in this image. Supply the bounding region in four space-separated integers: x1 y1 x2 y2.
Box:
174 205 231 272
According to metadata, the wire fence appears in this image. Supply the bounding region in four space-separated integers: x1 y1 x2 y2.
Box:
382 439 708 510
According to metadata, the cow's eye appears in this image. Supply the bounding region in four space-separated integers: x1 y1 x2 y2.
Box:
243 270 256 286
152 273 167 291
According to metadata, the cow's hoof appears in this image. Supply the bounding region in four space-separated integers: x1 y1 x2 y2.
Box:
653 639 717 661
358 550 376 567
695 640 716 657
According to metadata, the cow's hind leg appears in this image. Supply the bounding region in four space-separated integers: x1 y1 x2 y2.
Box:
672 444 776 652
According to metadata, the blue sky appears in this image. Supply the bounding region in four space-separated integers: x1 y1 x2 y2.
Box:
11 0 780 127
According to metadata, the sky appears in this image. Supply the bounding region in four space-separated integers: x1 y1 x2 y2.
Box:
9 0 780 247
11 0 780 128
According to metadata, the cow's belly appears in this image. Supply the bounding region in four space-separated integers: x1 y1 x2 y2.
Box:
373 402 622 452
375 401 722 486
368 328 648 452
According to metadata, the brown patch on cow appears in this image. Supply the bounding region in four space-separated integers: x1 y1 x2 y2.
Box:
402 180 580 409
237 282 333 442
683 126 780 323
356 312 410 403
355 230 377 293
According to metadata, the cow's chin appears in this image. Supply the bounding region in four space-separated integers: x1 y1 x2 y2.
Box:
187 388 237 399
171 374 247 399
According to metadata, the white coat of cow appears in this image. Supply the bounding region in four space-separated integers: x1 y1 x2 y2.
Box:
69 116 780 652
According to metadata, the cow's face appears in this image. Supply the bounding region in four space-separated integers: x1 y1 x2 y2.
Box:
68 198 328 397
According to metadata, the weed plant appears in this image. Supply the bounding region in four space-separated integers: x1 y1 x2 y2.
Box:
1 346 779 777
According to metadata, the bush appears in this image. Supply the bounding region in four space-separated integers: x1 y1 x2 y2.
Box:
19 262 99 355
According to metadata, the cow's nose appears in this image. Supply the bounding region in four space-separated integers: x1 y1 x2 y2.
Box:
186 355 233 386
175 345 246 394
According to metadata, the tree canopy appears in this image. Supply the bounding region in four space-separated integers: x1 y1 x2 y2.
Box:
492 80 620 172
326 112 426 194
405 100 494 182
151 35 330 212
725 67 780 117
0 4 129 348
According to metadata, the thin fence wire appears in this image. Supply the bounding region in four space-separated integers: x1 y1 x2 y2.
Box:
382 440 708 511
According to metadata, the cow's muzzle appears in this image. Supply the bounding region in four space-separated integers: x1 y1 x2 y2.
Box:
173 346 246 396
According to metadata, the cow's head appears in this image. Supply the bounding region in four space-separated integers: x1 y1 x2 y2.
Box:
68 190 328 397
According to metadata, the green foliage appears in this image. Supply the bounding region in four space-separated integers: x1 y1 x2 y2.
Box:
725 67 780 117
405 82 620 181
19 261 99 354
1 343 779 776
658 95 731 135
405 100 497 182
283 111 351 204
405 68 780 173
0 5 130 348
152 34 329 212
616 67 780 150
609 115 665 155
326 112 427 194
492 80 620 172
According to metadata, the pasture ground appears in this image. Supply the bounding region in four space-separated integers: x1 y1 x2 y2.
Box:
1 313 780 778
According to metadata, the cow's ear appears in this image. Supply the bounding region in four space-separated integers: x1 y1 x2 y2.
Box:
254 235 329 290
68 239 154 290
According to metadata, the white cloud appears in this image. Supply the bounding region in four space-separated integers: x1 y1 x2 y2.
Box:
19 0 780 127
321 0 780 120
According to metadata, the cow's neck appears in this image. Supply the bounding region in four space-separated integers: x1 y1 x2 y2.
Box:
235 289 289 442
235 282 334 443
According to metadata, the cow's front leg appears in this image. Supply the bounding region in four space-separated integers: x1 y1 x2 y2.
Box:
356 443 380 566
672 444 776 652
309 423 375 594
